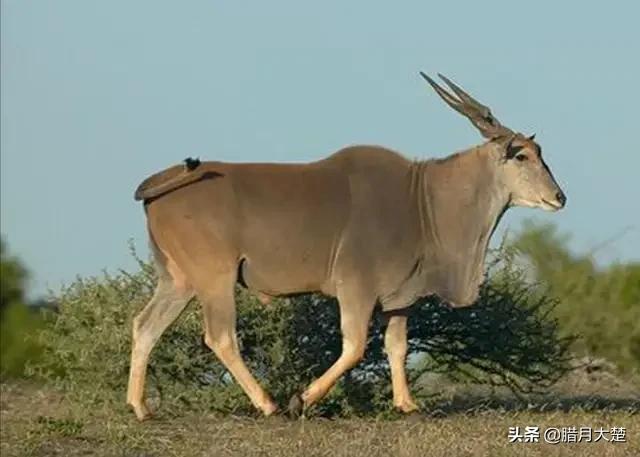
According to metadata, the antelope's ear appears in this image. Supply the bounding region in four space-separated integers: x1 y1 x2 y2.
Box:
502 135 524 159
528 133 536 141
506 143 525 159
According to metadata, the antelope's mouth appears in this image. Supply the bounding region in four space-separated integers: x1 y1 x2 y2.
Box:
540 198 563 212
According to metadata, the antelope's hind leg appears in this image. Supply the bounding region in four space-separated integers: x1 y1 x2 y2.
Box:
294 284 375 412
198 270 278 416
126 271 193 421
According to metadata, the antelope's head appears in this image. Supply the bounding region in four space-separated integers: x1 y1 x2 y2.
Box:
421 73 566 212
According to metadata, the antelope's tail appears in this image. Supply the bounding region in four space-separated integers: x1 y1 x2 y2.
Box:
134 158 216 202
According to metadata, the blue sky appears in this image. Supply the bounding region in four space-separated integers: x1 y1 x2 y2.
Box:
1 1 639 297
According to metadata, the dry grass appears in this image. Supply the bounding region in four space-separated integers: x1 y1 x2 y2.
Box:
1 381 638 457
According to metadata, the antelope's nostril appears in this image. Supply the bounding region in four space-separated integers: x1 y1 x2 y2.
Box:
556 191 566 207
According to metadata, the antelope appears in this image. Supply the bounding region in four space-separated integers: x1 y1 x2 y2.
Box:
127 73 565 420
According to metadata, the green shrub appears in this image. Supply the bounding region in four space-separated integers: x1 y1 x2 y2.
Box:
0 303 48 378
512 221 640 374
30 244 573 417
0 238 28 315
0 237 48 378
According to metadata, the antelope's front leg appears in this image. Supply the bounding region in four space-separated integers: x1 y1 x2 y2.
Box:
384 312 418 413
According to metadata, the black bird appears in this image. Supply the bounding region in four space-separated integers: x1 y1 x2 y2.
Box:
184 157 201 171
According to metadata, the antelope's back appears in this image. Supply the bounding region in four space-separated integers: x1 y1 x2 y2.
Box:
141 146 414 294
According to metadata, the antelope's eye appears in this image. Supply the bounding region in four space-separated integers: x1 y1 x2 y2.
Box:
516 154 528 162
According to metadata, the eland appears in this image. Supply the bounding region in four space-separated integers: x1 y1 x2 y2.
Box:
127 73 566 420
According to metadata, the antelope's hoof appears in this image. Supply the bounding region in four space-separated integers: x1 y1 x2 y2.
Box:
402 410 423 423
261 400 279 417
129 402 153 422
287 393 304 419
261 412 287 425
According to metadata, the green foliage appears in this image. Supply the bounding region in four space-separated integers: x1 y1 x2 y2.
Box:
30 244 572 417
0 237 48 378
511 221 640 374
0 238 28 313
0 302 48 377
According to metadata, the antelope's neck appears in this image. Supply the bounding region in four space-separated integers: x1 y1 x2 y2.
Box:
412 145 509 304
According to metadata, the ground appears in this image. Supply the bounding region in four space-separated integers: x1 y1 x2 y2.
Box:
1 380 638 457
